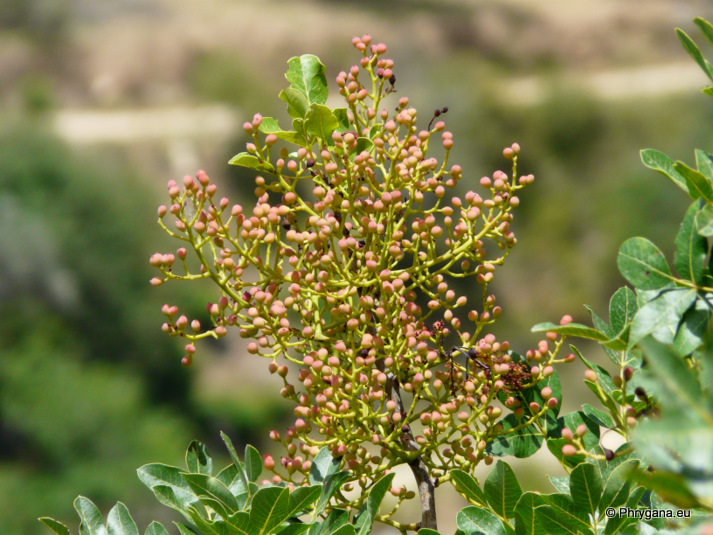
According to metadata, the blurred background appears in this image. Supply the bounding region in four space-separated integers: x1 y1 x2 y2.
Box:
2 0 712 532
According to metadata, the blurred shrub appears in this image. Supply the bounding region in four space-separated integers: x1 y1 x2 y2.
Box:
0 125 201 533
187 50 275 111
0 0 71 44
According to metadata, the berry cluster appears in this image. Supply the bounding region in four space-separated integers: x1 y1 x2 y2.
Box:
150 36 566 524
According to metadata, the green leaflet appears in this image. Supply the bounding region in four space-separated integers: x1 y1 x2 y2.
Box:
284 54 328 106
305 104 339 141
569 464 602 517
609 286 637 336
181 472 240 516
628 288 697 347
74 497 107 535
106 503 139 535
137 463 198 510
38 518 72 535
249 486 291 535
258 117 305 145
456 507 508 535
640 149 689 193
309 447 342 485
244 444 262 483
617 237 674 290
694 16 713 48
531 321 608 342
483 460 522 519
674 161 713 203
144 523 170 535
186 440 212 475
676 28 713 83
674 201 708 283
486 414 544 459
695 203 713 236
354 472 395 535
280 87 309 119
450 469 487 506
228 152 276 174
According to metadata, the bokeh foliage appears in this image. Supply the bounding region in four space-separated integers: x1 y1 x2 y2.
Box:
0 125 200 533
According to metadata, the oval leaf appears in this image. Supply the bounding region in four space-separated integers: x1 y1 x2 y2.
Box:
355 472 396 535
674 161 713 202
599 460 637 513
107 503 139 535
483 460 522 519
696 202 713 237
628 288 697 347
674 201 709 284
486 414 544 459
309 447 342 485
673 304 709 356
570 464 602 517
280 88 309 120
144 522 170 535
450 470 487 506
456 506 507 535
315 471 352 516
181 473 239 515
244 444 262 483
581 404 614 428
220 432 250 496
513 492 546 535
186 441 212 475
250 486 290 535
137 464 197 509
531 322 608 342
534 505 589 535
617 237 673 290
284 54 328 106
695 149 713 180
677 28 713 83
305 104 339 141
609 286 637 335
640 149 689 193
38 518 72 535
74 496 107 535
228 153 276 174
287 485 322 518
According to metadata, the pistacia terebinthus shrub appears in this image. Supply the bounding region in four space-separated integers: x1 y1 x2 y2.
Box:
150 36 571 531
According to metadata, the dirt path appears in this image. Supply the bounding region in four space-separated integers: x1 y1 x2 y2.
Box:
52 104 239 144
502 61 706 107
52 60 706 147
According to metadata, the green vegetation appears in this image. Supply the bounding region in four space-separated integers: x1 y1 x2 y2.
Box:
40 22 713 533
